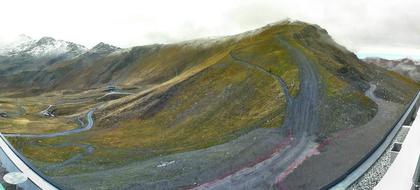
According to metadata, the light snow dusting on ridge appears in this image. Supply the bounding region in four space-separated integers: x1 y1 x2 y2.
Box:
0 35 87 57
0 34 35 56
178 19 293 50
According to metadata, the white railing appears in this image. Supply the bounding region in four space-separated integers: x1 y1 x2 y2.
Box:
374 107 420 189
0 133 60 190
324 90 420 190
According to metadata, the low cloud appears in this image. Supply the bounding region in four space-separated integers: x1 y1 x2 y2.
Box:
0 0 419 57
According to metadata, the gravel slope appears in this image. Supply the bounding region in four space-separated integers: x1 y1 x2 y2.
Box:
282 84 404 189
192 35 322 190
349 127 410 190
50 34 323 190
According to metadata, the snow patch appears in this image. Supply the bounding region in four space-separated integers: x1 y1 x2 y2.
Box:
157 160 175 168
0 35 87 57
178 19 293 49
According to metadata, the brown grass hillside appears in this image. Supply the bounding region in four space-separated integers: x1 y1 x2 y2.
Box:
3 20 419 180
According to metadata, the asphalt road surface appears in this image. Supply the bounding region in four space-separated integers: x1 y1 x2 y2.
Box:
3 110 95 138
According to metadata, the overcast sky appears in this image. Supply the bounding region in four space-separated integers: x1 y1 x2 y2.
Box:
1 0 419 58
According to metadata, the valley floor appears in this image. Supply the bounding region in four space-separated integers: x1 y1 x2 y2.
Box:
0 61 414 190
0 22 417 190
0 64 411 190
46 83 406 190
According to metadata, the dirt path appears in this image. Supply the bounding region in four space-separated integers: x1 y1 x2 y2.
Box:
194 36 321 190
42 144 95 171
230 51 292 104
330 83 405 189
280 82 406 189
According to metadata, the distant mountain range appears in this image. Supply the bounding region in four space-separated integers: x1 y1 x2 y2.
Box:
0 34 121 57
364 57 420 82
0 20 419 190
0 35 120 77
0 34 87 57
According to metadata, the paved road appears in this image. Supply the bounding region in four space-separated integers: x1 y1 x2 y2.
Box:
365 84 378 102
332 84 419 189
3 110 95 138
196 35 321 190
97 91 133 100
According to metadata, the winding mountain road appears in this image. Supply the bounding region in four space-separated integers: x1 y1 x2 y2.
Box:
229 51 292 104
3 110 95 138
42 144 95 171
196 35 321 189
330 83 410 189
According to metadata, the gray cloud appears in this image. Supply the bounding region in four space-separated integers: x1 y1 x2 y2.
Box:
226 0 420 53
0 0 419 57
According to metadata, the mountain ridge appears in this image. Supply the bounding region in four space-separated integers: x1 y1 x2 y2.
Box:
0 35 88 57
364 57 420 82
0 20 418 190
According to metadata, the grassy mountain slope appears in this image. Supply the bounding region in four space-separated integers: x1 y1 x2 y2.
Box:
1 20 418 189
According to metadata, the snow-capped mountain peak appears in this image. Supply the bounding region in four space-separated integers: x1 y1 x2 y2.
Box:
88 42 120 54
0 34 35 56
23 36 87 57
36 36 56 45
0 35 87 57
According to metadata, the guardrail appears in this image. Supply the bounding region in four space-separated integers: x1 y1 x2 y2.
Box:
0 133 61 190
321 90 420 190
413 155 420 190
0 91 418 190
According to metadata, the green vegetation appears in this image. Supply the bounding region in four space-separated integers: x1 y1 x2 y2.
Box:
23 145 83 163
233 37 300 96
2 21 418 181
90 58 284 152
0 97 79 134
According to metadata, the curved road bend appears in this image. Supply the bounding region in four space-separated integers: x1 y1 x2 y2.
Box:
196 36 321 190
331 83 416 189
3 110 95 138
230 50 292 104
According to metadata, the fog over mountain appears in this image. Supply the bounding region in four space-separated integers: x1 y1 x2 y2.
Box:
0 0 419 58
364 57 420 82
0 1 419 190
